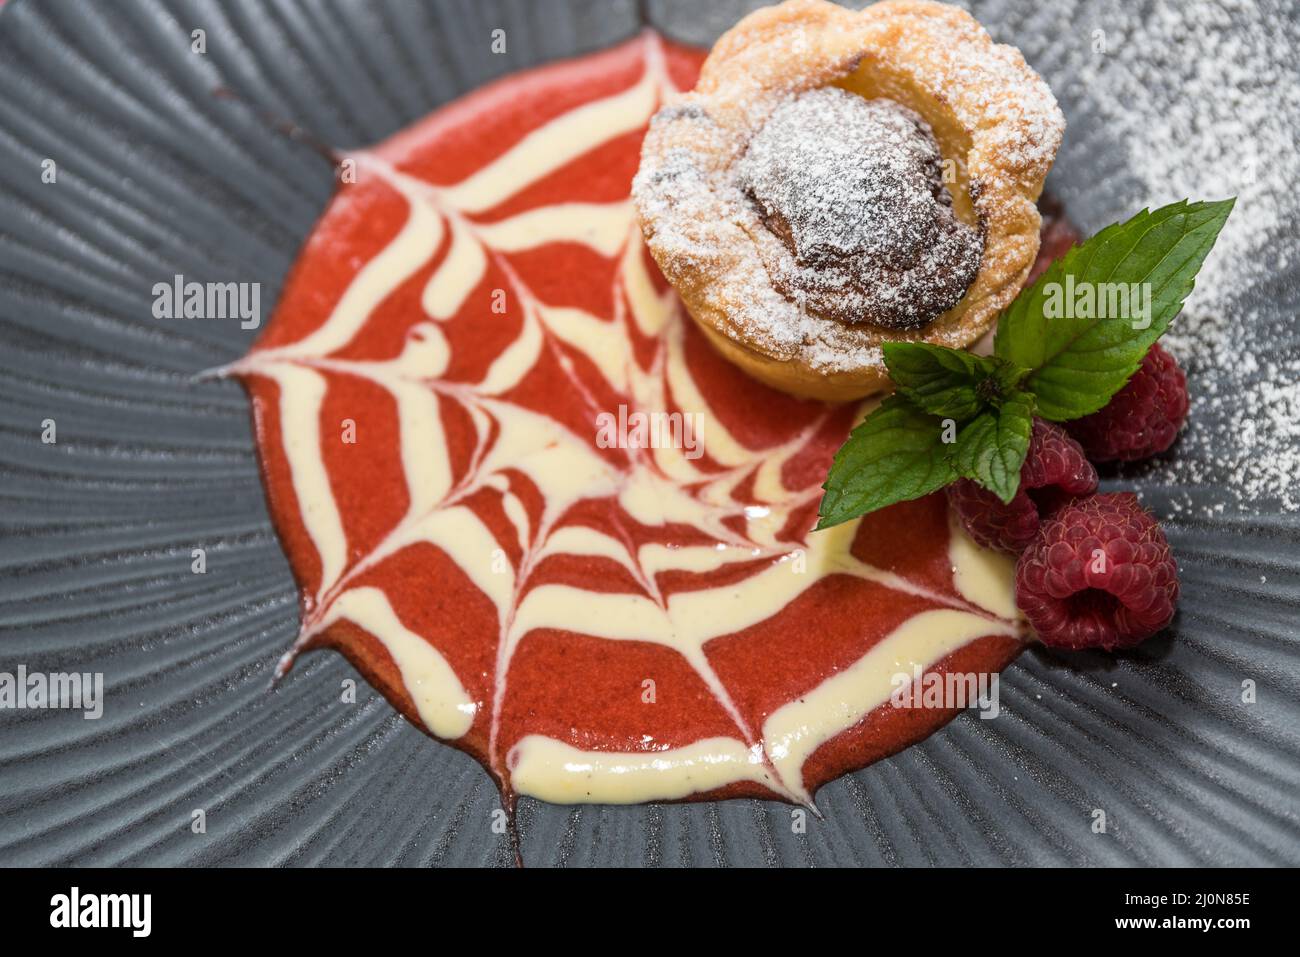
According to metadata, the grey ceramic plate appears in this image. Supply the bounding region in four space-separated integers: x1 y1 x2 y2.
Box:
1 0 1297 867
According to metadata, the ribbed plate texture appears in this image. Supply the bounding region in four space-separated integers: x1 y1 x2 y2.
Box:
0 0 1296 866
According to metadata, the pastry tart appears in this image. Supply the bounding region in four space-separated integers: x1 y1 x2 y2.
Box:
633 0 1065 401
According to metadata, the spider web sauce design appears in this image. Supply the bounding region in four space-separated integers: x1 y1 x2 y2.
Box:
234 35 1025 808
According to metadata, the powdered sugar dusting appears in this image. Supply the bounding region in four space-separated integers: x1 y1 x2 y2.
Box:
634 103 906 373
634 0 1065 380
736 88 982 330
1042 0 1300 515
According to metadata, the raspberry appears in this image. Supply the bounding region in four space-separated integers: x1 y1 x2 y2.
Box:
946 418 1097 553
1066 342 1189 462
1015 492 1178 650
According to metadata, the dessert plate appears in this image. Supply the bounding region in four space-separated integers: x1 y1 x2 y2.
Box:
1 0 1297 866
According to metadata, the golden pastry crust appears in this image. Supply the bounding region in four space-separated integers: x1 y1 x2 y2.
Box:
633 0 1065 401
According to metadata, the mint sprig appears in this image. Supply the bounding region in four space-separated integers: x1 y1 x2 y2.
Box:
883 341 1028 420
997 199 1235 420
816 198 1233 530
817 396 958 527
951 390 1035 505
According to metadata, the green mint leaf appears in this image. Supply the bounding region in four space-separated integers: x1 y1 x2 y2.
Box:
816 395 958 529
994 198 1233 420
990 356 1031 397
951 391 1035 504
882 341 995 420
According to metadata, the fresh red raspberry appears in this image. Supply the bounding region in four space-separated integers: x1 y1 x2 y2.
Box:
1015 492 1178 650
1066 342 1189 462
946 418 1097 553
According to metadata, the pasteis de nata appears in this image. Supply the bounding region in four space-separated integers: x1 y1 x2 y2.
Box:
633 0 1065 401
